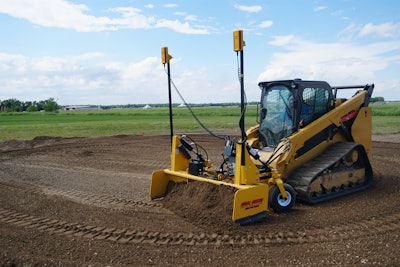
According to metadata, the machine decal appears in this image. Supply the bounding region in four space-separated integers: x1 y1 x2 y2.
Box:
241 198 264 210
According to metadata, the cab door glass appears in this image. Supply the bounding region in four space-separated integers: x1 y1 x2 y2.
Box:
260 86 293 147
301 87 330 125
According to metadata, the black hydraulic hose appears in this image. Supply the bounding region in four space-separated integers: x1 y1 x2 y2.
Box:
163 66 228 141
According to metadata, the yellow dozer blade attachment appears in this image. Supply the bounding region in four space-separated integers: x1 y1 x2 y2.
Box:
232 183 269 225
150 136 269 225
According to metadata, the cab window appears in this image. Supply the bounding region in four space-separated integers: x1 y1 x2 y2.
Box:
301 87 330 126
260 86 294 147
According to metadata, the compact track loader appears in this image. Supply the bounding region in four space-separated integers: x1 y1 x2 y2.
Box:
150 30 374 225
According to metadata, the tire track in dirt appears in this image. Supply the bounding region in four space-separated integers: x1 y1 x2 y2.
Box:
1 181 400 246
0 135 169 162
1 207 400 246
0 181 169 214
1 161 155 182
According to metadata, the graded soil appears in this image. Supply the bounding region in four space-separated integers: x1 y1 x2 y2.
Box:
0 133 399 266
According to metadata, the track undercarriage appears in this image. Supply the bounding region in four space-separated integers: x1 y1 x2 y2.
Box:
288 142 373 204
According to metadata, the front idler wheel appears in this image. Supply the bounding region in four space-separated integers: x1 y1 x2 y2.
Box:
269 183 296 212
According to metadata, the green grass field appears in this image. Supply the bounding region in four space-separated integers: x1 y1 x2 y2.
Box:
0 103 399 141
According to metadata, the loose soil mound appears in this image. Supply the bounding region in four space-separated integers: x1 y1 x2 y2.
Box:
163 181 235 227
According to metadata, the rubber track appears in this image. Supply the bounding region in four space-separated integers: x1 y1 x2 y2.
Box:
1 207 400 246
290 142 371 203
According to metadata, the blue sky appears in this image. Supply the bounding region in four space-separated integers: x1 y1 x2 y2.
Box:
0 0 399 105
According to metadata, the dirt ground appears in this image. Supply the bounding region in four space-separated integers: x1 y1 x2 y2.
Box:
0 133 399 266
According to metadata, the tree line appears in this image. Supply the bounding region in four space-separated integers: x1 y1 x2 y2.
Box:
0 96 386 113
370 96 385 103
0 98 60 112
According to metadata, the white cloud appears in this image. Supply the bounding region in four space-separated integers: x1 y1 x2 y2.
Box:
170 67 246 104
0 0 110 31
155 19 208 34
337 23 360 41
144 4 154 9
314 6 327 12
268 35 295 46
0 50 251 105
257 37 400 100
234 4 262 13
173 12 197 21
359 22 400 39
0 52 170 104
184 15 197 21
258 20 273 29
339 22 400 41
164 3 178 8
0 0 208 34
107 7 155 30
0 52 240 105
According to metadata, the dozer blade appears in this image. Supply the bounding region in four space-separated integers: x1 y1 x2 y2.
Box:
150 170 171 199
233 184 269 225
150 169 188 199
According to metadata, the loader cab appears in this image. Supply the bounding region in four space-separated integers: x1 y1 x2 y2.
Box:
258 79 333 147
